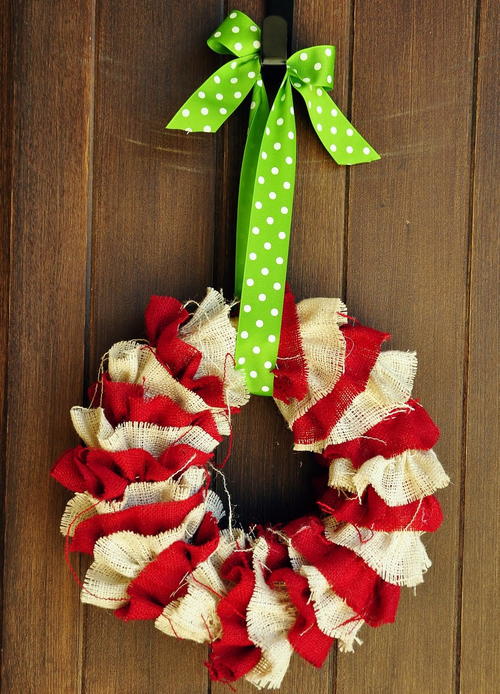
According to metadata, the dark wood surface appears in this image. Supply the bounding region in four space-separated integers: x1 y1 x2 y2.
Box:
1 1 498 692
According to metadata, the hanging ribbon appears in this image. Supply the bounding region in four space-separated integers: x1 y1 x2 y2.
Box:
166 10 380 396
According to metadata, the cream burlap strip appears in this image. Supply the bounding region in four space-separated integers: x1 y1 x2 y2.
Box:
294 350 417 452
275 298 347 426
181 288 249 409
155 529 246 643
81 504 207 609
60 467 223 536
70 406 221 456
324 518 431 587
107 340 230 436
245 537 296 690
328 449 449 506
288 546 365 652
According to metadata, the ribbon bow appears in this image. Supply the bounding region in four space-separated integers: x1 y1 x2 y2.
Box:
167 10 379 396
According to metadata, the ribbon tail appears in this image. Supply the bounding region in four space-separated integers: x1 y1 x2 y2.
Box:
234 83 269 297
166 57 259 133
295 85 380 165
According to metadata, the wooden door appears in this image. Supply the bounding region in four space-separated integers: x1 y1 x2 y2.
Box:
1 1 498 692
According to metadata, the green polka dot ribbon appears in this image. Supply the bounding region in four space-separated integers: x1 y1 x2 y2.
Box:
166 9 380 396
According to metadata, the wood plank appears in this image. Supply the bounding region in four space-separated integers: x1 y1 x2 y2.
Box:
336 1 476 692
1 1 95 691
460 0 500 691
213 1 352 691
81 2 222 692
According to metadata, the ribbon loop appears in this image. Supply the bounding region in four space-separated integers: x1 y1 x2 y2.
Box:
287 46 336 89
207 9 262 57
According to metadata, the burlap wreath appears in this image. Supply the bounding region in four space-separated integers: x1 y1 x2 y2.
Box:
52 286 449 689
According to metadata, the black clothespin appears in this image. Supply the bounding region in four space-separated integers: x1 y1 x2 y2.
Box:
262 0 293 65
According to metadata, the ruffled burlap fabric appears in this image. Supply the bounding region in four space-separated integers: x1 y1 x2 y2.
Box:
52 287 448 689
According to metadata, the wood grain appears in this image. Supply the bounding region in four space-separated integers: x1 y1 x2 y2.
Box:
336 1 477 693
1 1 95 691
1 0 498 692
82 1 223 692
460 0 500 691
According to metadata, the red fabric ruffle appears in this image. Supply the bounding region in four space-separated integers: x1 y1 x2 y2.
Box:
291 323 389 446
318 487 443 532
273 285 308 404
284 515 400 626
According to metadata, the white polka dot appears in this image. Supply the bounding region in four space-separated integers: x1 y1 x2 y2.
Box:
203 125 211 132
288 131 294 139
258 294 266 302
273 282 282 290
330 144 337 152
271 166 279 175
346 145 354 153
331 108 338 116
278 231 286 240
316 88 323 96
268 334 276 342
330 126 337 134
293 82 301 88
201 107 209 115
265 127 270 135
246 278 254 286
303 77 310 83
185 128 192 133
261 267 269 276
198 91 206 99
264 360 272 369
252 226 260 235
230 77 238 84
273 142 281 150
314 62 322 70
241 330 249 338
248 71 256 78
261 151 268 159
285 156 293 164
219 107 227 115
257 79 263 86
317 123 323 131
276 256 284 264
216 93 224 100
266 216 274 225
229 11 237 18
232 26 240 33
182 109 190 117
230 61 237 69
258 176 265 184
250 101 256 109
277 117 284 126
325 48 332 56
269 192 277 199
243 304 251 312
300 52 308 61
234 91 242 98
252 345 261 354
290 106 295 115
250 370 257 378
253 40 261 49
250 25 258 32
363 147 371 155
271 308 279 316
264 242 272 250
238 356 245 364
214 75 221 84
327 75 332 84
307 100 312 108
255 201 263 209
256 319 264 327
316 105 322 114
249 252 257 260
346 128 354 136
261 385 270 393
280 206 288 214
283 181 291 189
234 42 242 51
214 31 221 38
